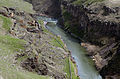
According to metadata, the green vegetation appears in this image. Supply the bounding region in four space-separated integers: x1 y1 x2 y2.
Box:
0 14 52 79
0 15 12 31
38 20 65 49
70 60 79 79
38 19 79 79
0 0 35 13
0 35 51 79
0 35 26 51
73 0 104 6
0 0 53 79
38 20 50 33
50 36 65 48
64 57 79 79
0 30 52 79
38 20 44 27
64 58 71 78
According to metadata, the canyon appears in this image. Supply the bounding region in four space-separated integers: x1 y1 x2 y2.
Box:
25 0 120 79
0 0 120 79
0 0 79 79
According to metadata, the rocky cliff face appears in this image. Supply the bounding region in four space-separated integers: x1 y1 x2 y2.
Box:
0 6 68 79
21 0 120 78
24 0 61 18
60 0 120 79
0 0 80 78
100 44 120 79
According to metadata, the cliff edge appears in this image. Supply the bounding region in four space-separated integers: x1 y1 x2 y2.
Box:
60 0 120 79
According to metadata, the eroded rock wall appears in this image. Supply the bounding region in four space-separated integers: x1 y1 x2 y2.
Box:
24 0 120 78
60 0 120 79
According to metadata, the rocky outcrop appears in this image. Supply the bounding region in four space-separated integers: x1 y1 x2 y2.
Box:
100 44 120 79
22 0 120 78
60 0 120 79
61 0 120 39
24 0 61 18
0 6 69 79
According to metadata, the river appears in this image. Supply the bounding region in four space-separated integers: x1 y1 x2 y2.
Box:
38 17 102 79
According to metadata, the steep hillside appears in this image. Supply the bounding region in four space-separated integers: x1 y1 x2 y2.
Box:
0 0 79 79
0 1 51 78
0 0 35 13
0 0 119 79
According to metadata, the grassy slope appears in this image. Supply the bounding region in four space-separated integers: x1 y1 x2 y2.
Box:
64 57 79 79
38 20 79 79
0 0 52 79
0 35 50 79
0 0 79 78
0 0 35 13
0 15 51 79
0 15 12 31
73 0 104 6
38 20 65 49
50 36 65 48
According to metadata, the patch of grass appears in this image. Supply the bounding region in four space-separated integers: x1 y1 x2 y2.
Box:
50 36 65 48
38 20 50 33
0 0 35 13
0 35 26 51
38 20 44 27
0 15 12 31
64 57 79 79
0 34 52 79
38 20 54 34
38 20 65 49
84 0 104 6
1 67 51 79
70 60 79 79
64 58 71 78
73 0 104 6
